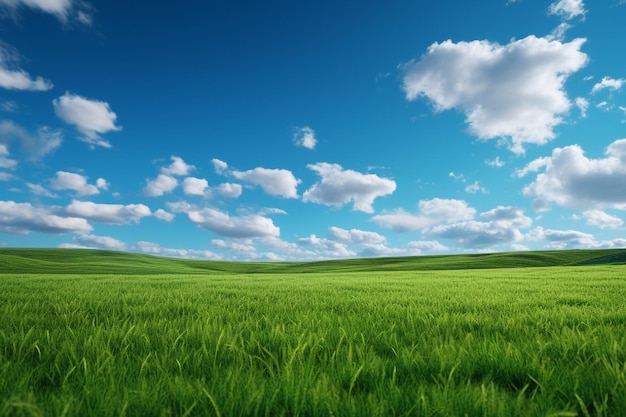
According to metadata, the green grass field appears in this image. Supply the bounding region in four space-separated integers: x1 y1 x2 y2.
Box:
1 249 625 416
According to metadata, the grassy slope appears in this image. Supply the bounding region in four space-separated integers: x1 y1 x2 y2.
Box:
1 247 625 274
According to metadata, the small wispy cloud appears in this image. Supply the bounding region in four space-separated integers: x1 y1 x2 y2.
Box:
548 0 586 20
591 76 625 94
293 126 317 150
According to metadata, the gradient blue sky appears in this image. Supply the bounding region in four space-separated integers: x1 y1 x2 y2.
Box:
1 0 625 260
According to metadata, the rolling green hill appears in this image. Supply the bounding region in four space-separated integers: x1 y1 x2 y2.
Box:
1 247 625 274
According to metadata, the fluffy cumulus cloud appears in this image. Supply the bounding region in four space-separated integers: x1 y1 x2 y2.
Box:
0 200 92 234
527 226 597 249
0 120 62 161
519 139 626 209
373 198 475 232
0 0 93 24
161 156 194 176
65 200 151 224
425 206 532 249
591 77 625 94
327 226 386 245
325 226 413 258
186 207 280 238
144 156 196 197
401 35 588 153
69 234 126 250
582 210 624 229
548 0 586 20
232 167 300 199
143 174 178 197
50 171 107 196
216 183 242 198
53 92 121 148
298 234 355 258
182 177 209 196
303 163 396 213
0 43 53 91
293 126 317 150
407 240 448 252
153 208 175 222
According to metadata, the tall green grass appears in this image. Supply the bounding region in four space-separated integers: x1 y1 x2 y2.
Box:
1 266 625 416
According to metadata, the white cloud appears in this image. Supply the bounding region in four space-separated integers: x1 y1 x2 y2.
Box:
520 139 626 209
401 36 588 153
373 198 475 232
485 157 505 168
548 0 586 20
465 181 487 194
161 156 194 176
0 143 16 169
0 0 93 24
583 210 624 229
406 240 448 252
0 47 53 91
211 239 257 254
449 172 465 181
73 233 126 250
232 167 300 199
65 200 151 224
154 209 174 222
26 183 57 197
216 183 242 198
575 97 589 117
527 226 596 249
0 200 92 234
357 243 412 258
95 178 108 190
182 177 209 196
0 42 53 91
548 22 572 41
327 226 386 245
0 121 62 160
426 206 532 249
258 207 287 216
480 206 533 228
298 234 355 258
143 174 178 197
187 207 280 238
211 158 228 174
134 241 222 260
591 76 625 94
0 68 50 91
303 162 396 213
143 156 195 197
50 171 105 196
53 92 121 148
293 126 317 150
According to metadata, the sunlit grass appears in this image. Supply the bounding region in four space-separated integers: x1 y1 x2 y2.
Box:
1 265 625 416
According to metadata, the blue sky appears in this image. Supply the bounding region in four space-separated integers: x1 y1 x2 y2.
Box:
1 0 626 260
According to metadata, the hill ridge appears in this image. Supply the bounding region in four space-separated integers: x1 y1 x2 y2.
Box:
1 248 625 274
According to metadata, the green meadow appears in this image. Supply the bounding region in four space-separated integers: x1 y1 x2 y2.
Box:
1 249 625 417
